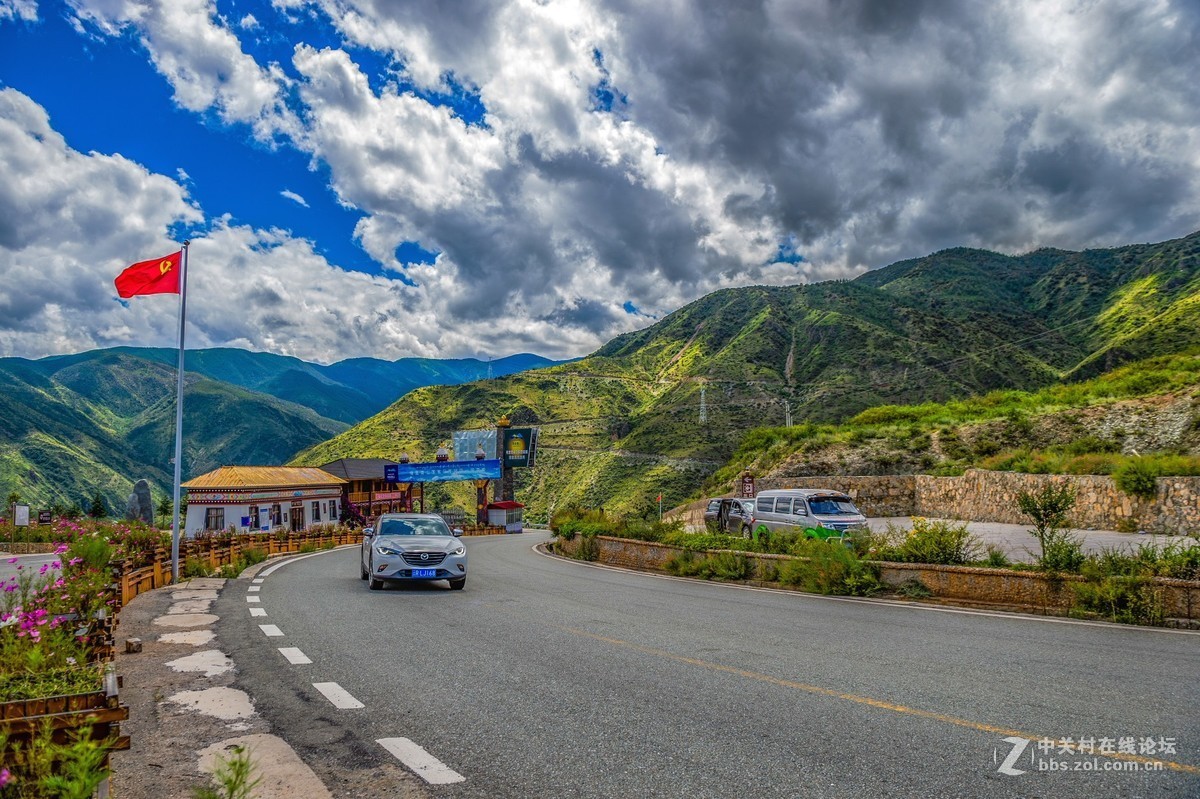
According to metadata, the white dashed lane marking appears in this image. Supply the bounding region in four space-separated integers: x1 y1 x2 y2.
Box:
246 596 261 603
312 682 364 709
252 578 264 584
249 608 267 617
377 737 466 784
278 647 312 665
248 585 261 592
258 624 284 637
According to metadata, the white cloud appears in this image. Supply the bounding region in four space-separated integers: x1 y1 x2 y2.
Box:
0 0 38 22
67 0 300 141
6 1 1200 364
280 189 309 207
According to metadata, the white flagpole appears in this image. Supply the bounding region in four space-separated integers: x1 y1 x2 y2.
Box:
171 241 190 582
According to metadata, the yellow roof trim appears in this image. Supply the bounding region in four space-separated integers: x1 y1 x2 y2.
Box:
182 466 347 490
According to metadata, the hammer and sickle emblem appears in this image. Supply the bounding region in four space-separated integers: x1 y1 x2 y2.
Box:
159 259 173 276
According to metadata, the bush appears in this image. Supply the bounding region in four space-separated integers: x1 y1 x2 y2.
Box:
892 518 980 565
1040 534 1086 573
1074 575 1165 625
982 545 1011 568
777 539 880 596
1113 457 1161 499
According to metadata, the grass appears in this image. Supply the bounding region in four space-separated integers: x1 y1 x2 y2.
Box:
704 350 1200 496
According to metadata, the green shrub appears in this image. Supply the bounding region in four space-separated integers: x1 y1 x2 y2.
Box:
705 551 753 581
893 518 980 565
777 540 879 596
1113 457 1161 499
982 545 1011 568
1073 575 1165 625
1040 534 1086 573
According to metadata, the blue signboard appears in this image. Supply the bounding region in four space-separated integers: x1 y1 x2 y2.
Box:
396 459 502 483
384 464 399 482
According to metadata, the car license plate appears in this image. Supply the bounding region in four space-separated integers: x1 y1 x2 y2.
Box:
411 568 438 578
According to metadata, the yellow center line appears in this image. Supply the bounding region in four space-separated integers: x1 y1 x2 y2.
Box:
559 625 1199 775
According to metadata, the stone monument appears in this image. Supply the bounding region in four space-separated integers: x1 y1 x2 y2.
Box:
125 479 154 525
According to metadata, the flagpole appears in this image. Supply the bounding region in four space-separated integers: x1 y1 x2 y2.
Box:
171 241 190 582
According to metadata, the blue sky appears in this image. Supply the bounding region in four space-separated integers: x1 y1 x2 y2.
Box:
1 1 1198 364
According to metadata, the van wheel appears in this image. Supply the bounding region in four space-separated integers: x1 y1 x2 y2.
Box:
741 524 752 539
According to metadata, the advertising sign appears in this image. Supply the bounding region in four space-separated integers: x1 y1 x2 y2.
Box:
396 459 502 484
13 504 30 527
502 427 538 468
37 510 52 526
384 464 400 483
453 429 497 461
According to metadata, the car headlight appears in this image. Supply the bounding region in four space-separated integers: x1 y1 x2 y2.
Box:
376 544 404 557
452 545 465 557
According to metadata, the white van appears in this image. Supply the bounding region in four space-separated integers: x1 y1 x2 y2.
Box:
753 489 867 541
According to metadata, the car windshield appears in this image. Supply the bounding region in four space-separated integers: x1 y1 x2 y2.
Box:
808 498 859 516
377 518 452 537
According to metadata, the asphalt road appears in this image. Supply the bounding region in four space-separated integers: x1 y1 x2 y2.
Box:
215 533 1200 798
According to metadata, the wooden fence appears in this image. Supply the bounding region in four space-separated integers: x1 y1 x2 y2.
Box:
118 525 509 605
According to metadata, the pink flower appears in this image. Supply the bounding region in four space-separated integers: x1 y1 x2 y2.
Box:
5 557 15 564
1 767 12 786
53 544 69 555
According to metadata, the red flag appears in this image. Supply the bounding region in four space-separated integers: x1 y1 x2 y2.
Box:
115 251 181 298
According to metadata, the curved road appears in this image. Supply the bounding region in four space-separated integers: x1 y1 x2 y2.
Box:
214 532 1200 798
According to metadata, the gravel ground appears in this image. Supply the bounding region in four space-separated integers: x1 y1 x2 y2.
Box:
867 517 1199 562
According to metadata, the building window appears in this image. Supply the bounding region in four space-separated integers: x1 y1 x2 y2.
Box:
249 506 260 529
312 501 321 522
271 504 281 527
329 499 338 520
205 507 224 532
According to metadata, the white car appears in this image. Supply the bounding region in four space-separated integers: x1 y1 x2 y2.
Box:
360 513 467 590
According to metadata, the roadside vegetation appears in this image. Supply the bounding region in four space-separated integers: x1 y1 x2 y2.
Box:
548 504 1200 626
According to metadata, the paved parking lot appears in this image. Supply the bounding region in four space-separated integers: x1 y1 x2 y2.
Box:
868 517 1199 563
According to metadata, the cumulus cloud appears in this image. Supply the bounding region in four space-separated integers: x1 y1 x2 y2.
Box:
5 1 1200 364
67 0 300 141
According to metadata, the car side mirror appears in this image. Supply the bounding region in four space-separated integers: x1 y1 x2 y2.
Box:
451 528 464 537
363 527 374 538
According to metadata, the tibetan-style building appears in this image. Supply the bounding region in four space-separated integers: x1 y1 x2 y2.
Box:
181 466 347 536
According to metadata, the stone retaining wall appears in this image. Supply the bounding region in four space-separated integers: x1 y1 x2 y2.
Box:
682 471 1200 533
551 534 1200 623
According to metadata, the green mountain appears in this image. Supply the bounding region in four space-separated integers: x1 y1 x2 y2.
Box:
293 230 1200 520
0 352 347 512
77 347 563 424
0 345 564 513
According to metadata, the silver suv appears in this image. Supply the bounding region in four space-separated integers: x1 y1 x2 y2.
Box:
361 513 467 590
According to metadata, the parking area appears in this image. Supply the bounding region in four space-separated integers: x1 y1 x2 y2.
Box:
867 517 1199 563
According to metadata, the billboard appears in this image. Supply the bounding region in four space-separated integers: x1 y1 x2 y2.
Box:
502 427 538 468
453 429 497 461
396 459 502 483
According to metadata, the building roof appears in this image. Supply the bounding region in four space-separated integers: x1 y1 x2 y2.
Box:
317 458 399 481
182 466 347 490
